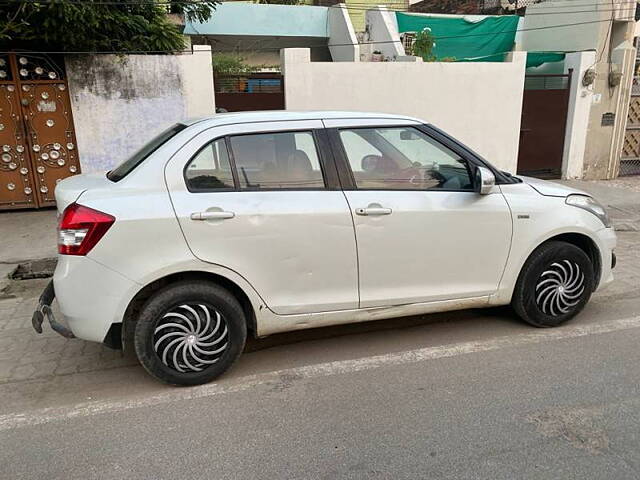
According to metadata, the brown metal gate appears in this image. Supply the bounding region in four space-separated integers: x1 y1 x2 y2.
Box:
0 53 81 210
517 72 572 179
214 73 284 112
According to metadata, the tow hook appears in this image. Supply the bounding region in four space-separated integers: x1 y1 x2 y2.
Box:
32 281 75 339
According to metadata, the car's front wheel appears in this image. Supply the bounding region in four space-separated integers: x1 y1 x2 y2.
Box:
134 281 247 386
512 241 595 327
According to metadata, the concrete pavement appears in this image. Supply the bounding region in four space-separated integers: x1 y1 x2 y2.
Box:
0 208 57 264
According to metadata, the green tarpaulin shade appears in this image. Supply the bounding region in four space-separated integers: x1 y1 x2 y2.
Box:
526 52 566 68
395 12 519 62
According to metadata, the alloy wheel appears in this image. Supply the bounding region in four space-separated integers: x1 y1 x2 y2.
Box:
535 260 585 317
153 304 229 373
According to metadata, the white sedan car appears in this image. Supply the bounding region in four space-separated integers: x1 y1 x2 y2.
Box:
33 111 616 385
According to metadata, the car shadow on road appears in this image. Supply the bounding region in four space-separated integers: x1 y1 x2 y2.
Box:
244 305 522 353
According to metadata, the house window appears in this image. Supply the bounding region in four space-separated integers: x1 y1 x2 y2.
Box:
401 33 416 56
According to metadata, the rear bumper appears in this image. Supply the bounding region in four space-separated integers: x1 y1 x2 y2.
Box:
51 255 138 343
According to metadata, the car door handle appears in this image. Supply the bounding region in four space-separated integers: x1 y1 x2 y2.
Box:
355 207 392 216
190 211 235 221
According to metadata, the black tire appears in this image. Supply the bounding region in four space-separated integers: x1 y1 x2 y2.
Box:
134 281 247 386
512 241 594 328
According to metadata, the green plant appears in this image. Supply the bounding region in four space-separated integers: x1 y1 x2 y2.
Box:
412 28 436 62
212 53 265 75
0 0 218 52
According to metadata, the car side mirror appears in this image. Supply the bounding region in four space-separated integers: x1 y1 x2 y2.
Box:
475 166 495 195
361 155 379 172
400 130 420 140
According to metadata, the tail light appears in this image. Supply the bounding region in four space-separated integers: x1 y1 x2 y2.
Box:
58 203 115 255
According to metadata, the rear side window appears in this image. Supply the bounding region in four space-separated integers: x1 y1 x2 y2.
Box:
185 139 235 191
107 123 186 182
229 131 325 189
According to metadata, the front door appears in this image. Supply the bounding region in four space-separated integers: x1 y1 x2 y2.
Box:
517 73 571 179
0 53 81 210
326 120 512 308
165 120 358 315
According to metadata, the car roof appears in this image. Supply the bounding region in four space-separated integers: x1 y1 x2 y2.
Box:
183 110 423 128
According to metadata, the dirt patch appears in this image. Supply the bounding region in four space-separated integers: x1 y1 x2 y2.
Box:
9 258 57 280
527 406 609 454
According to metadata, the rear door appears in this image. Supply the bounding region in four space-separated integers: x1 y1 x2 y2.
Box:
165 120 358 315
325 118 512 308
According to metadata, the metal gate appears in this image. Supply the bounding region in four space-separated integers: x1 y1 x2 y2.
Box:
0 53 81 210
517 72 572 179
214 73 284 112
620 75 640 176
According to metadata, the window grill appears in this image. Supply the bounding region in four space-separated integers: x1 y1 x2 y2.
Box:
621 76 640 176
401 33 416 56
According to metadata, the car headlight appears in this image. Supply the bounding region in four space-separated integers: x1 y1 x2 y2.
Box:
565 194 611 228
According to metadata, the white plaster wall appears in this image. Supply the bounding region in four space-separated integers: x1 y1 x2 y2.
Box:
283 48 526 173
328 4 360 61
181 45 216 118
561 51 595 179
66 46 214 173
364 7 404 60
520 2 607 53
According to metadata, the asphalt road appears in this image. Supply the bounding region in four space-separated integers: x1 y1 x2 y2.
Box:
1 235 639 479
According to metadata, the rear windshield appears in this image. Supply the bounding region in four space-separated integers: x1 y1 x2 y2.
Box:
107 123 187 182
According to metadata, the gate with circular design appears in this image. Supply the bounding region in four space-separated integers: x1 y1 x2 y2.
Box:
0 53 80 210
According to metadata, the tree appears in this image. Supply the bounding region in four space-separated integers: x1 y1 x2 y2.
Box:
0 0 218 53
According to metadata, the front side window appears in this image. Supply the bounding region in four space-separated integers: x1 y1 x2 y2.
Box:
185 139 234 191
339 127 473 191
229 131 325 189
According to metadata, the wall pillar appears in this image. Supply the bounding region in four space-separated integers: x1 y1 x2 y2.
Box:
561 51 596 179
328 4 360 62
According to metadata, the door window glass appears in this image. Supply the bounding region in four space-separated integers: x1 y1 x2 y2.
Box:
185 138 235 191
229 131 324 189
339 127 473 191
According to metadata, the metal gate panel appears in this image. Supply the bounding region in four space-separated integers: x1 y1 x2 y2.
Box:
214 73 284 112
19 81 80 207
0 53 81 210
0 79 36 209
517 73 571 179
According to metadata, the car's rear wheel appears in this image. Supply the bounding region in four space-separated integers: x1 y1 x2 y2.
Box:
134 281 247 386
512 241 595 327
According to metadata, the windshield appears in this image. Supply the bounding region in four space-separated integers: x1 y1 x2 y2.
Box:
107 123 187 182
